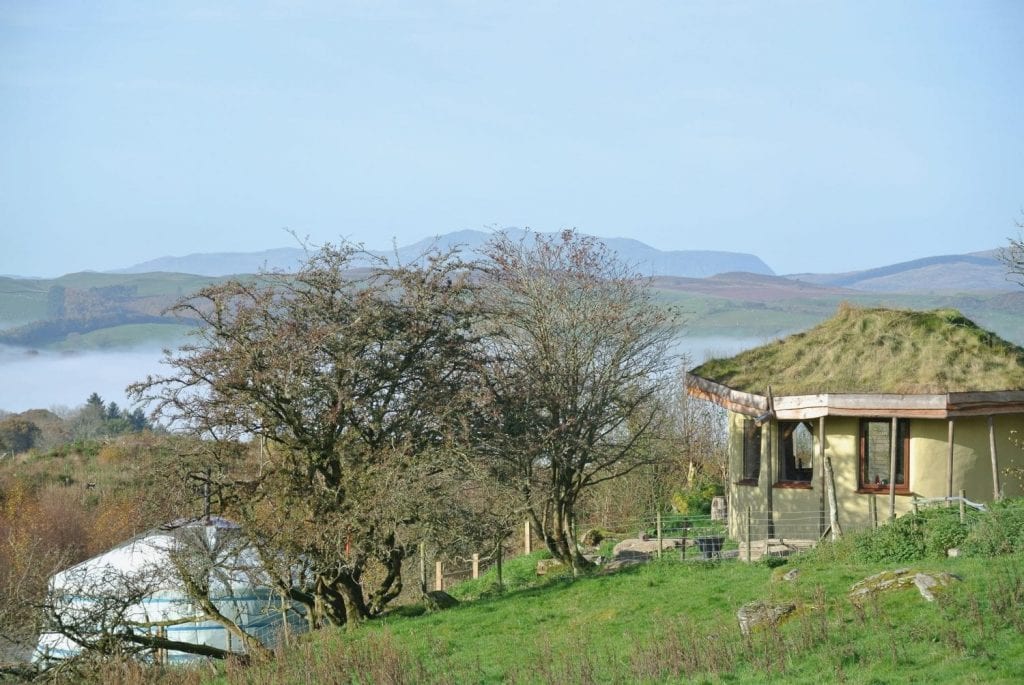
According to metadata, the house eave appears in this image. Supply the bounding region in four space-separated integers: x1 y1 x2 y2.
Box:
686 374 1024 419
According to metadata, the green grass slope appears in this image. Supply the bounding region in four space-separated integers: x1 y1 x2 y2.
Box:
222 550 1024 684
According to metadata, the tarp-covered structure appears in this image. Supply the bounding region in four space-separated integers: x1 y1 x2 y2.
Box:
35 516 305 664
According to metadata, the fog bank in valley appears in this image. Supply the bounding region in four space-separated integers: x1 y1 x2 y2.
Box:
0 346 170 414
0 336 766 415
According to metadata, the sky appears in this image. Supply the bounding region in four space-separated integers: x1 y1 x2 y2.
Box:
1 1 1023 278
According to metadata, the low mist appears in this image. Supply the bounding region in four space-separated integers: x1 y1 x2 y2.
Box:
0 346 170 414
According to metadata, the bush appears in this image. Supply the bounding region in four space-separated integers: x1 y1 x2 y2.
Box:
961 498 1024 557
671 477 723 516
853 514 926 563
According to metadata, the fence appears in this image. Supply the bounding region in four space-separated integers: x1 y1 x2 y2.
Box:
425 491 999 590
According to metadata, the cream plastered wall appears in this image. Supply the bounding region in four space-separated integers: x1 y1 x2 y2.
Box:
725 411 1024 540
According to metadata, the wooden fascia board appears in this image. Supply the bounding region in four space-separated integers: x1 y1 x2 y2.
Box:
947 391 1024 416
685 374 767 417
687 380 1024 420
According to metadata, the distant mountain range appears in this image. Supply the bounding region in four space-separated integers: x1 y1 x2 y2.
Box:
787 250 1013 293
114 229 774 280
114 230 1014 294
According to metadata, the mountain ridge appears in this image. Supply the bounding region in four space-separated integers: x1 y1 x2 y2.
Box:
113 229 775 280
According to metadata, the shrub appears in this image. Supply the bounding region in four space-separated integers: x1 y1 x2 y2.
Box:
671 477 723 516
853 513 925 563
961 498 1024 557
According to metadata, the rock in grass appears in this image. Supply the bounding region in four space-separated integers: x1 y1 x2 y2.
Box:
849 569 960 603
424 591 459 611
736 601 796 635
536 558 564 576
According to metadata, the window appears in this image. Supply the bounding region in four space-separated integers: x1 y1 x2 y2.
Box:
778 421 814 483
740 418 761 483
859 419 909 490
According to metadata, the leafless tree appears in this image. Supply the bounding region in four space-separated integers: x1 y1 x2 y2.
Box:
477 230 679 569
129 243 486 627
1000 211 1024 286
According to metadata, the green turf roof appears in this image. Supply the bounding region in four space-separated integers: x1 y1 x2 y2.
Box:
689 304 1024 395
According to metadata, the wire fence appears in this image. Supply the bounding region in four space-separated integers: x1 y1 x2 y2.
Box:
426 494 999 590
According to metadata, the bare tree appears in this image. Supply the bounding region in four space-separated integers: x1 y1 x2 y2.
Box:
1000 212 1024 286
477 230 679 569
130 243 485 627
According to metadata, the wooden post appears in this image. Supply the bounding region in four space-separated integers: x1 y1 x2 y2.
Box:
871 494 878 529
946 419 955 507
419 541 427 595
824 456 842 540
524 519 532 555
888 417 898 521
680 521 687 562
819 416 827 537
912 496 919 516
496 542 504 592
435 560 443 592
472 553 480 580
765 387 775 538
989 415 1001 501
745 506 752 563
281 593 291 647
959 489 966 524
656 510 663 559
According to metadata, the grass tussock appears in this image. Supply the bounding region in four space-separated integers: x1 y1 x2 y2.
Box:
691 304 1024 395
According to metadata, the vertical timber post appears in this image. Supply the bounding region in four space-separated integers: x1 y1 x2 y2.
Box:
765 386 776 538
496 541 504 593
745 506 752 564
472 553 480 580
888 417 898 521
989 415 1001 501
818 416 827 537
946 419 955 507
656 510 663 559
824 456 842 540
960 489 966 524
419 542 427 595
435 560 443 592
524 519 532 555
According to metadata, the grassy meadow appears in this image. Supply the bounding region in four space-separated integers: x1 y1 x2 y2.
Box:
203 547 1024 684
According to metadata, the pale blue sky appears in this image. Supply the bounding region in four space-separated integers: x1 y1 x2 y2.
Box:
1 1 1022 277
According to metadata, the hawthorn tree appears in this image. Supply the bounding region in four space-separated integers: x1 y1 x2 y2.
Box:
130 243 484 628
477 230 679 570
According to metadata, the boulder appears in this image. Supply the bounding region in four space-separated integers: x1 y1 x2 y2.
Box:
581 528 604 546
612 538 677 558
536 558 564 576
424 590 459 611
782 568 801 582
849 569 960 603
736 601 796 635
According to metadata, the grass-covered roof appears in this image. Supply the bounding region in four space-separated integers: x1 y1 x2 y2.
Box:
690 305 1024 395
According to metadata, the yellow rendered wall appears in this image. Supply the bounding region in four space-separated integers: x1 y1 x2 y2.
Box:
725 411 1024 540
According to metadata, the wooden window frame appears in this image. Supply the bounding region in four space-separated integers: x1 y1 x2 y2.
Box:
858 418 910 492
777 420 814 485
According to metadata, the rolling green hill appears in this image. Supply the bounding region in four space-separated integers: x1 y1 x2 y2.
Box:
2 270 1024 352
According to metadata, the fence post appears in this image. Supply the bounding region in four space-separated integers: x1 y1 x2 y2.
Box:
419 541 427 595
496 541 504 593
912 496 919 516
745 506 751 564
656 511 663 559
871 495 878 529
959 489 966 524
472 553 480 580
435 560 443 592
680 520 687 562
524 519 532 555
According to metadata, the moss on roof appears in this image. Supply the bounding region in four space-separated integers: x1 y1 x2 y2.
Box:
690 304 1024 395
